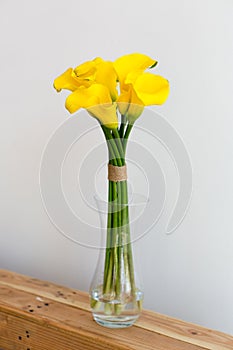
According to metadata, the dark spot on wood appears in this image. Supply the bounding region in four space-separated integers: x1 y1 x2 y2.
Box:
191 331 197 335
37 305 42 308
56 290 64 297
18 336 22 340
44 303 49 306
29 309 34 312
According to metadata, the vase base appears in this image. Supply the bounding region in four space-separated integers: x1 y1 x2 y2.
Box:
90 289 143 328
93 314 139 328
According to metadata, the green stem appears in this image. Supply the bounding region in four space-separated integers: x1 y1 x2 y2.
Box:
121 180 136 295
101 126 117 166
112 128 125 163
103 181 113 294
123 123 134 153
100 123 136 306
102 126 123 166
119 115 126 138
116 180 125 298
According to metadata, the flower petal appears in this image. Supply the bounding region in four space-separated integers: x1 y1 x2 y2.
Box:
133 73 169 105
117 88 131 115
74 60 96 80
88 103 118 129
117 84 144 123
95 60 118 101
89 83 113 105
53 68 85 92
65 84 118 129
114 53 157 83
65 87 97 113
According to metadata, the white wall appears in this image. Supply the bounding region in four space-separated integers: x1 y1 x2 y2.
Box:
1 0 233 335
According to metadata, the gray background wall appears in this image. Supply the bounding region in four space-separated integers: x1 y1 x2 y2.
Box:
1 0 233 335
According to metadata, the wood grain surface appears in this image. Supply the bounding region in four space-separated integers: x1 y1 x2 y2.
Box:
0 269 232 350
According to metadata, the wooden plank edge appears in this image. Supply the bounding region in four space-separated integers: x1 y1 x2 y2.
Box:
0 304 133 350
136 311 233 350
1 270 232 350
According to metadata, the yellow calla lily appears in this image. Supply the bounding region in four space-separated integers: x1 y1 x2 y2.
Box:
74 58 118 100
128 73 169 106
116 72 169 123
73 60 96 80
117 84 144 123
54 59 103 93
113 53 157 83
88 103 118 129
54 58 118 100
53 68 91 92
94 59 118 102
65 84 118 129
117 72 169 123
54 53 169 128
113 54 169 123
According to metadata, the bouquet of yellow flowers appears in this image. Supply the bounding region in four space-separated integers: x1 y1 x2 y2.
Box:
54 53 169 328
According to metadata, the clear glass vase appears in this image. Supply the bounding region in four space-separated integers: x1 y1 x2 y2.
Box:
89 192 147 328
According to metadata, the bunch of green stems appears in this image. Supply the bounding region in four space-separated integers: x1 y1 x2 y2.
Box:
101 119 136 303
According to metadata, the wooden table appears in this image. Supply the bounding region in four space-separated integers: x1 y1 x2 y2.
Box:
0 269 232 350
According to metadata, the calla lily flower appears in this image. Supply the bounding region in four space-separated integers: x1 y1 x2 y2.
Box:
92 58 118 101
125 71 169 105
53 68 88 92
65 84 118 129
117 83 144 123
54 58 118 129
54 58 117 98
114 53 157 84
53 53 169 128
54 60 97 92
114 53 169 123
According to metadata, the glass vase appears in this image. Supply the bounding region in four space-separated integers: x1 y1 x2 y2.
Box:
89 191 146 328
